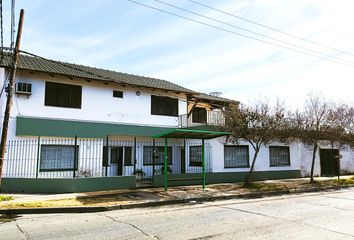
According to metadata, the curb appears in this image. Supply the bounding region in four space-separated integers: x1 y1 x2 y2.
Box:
1 184 353 215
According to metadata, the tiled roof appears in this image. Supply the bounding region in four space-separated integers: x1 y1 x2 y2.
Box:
0 52 235 103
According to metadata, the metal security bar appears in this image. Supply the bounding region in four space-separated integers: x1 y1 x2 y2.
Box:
2 137 212 184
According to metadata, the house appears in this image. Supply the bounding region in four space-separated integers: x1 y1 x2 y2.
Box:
0 52 351 193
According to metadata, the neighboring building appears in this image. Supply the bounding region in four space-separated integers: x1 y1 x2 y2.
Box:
0 53 352 193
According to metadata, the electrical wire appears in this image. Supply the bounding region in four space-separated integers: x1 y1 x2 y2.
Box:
152 0 354 66
127 0 354 68
188 0 354 58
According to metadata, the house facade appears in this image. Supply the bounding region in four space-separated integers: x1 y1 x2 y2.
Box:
0 53 352 193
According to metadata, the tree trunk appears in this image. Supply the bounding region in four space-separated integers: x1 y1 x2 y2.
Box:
310 142 318 183
244 148 259 186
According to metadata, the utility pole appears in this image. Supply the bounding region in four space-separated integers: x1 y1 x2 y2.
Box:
0 9 24 189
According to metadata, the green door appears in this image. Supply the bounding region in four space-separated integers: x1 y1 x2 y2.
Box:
320 149 339 177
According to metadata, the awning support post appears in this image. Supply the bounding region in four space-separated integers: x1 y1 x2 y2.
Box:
164 137 168 192
202 139 206 189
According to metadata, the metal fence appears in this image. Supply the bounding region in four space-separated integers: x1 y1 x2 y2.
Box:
2 137 212 184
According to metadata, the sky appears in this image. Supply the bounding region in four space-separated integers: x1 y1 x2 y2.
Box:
2 0 354 108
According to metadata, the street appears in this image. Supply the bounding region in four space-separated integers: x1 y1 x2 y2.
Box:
1 189 354 240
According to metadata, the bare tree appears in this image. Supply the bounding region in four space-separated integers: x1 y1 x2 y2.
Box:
292 94 350 183
224 99 286 186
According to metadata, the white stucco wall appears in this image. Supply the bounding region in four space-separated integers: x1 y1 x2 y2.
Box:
209 137 301 173
6 71 187 140
300 142 354 177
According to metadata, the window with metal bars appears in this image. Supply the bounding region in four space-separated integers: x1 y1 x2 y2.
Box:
269 146 290 167
189 146 202 166
40 145 78 171
143 146 172 165
224 145 249 168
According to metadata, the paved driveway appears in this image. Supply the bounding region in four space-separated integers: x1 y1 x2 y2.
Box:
1 188 354 240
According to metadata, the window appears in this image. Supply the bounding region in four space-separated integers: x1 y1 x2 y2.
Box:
124 147 133 166
143 146 172 165
192 107 207 123
110 147 123 164
103 146 108 167
40 145 78 171
224 145 249 168
45 82 82 108
190 146 202 166
113 90 123 98
151 95 178 117
102 146 133 166
269 146 290 167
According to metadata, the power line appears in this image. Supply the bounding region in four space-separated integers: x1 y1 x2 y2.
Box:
127 0 354 68
188 0 354 58
152 0 354 66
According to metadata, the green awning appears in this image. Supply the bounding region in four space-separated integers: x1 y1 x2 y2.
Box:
16 117 174 138
153 128 231 139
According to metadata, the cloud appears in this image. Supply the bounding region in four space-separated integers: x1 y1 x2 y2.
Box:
9 0 354 108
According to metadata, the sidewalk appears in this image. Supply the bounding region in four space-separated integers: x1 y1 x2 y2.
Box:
1 175 353 214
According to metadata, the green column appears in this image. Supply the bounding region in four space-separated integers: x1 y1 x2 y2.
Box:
35 136 41 178
164 137 168 191
202 139 205 189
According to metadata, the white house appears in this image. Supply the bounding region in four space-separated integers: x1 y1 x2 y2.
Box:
0 53 352 193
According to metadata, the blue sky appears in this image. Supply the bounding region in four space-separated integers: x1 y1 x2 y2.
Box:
3 0 354 107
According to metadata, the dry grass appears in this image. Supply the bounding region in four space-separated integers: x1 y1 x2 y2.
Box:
0 195 14 202
1 177 354 209
0 196 138 209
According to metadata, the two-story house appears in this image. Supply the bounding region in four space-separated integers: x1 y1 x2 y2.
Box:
0 52 351 193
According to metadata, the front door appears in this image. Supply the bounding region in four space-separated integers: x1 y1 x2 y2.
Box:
320 149 339 177
111 147 123 176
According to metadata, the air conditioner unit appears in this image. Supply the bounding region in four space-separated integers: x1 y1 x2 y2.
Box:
15 83 32 95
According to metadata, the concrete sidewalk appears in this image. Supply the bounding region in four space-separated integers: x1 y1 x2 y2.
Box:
0 175 353 214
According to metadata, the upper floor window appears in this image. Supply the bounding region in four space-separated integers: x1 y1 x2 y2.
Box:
192 107 207 123
45 82 82 109
113 90 123 98
269 146 290 167
151 95 178 117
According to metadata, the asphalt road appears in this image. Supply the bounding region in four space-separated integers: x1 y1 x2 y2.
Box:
1 189 354 240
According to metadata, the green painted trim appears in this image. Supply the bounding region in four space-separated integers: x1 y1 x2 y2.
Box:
153 170 301 187
16 116 174 138
1 176 136 193
153 128 231 139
